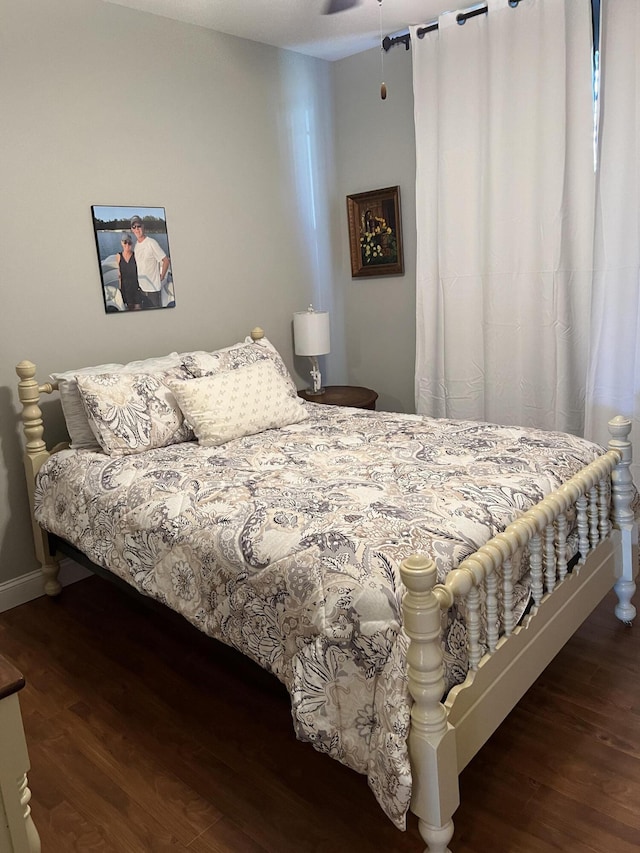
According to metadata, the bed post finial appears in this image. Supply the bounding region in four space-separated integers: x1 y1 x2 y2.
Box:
400 554 458 853
250 327 265 342
15 360 61 597
608 415 637 623
16 361 47 456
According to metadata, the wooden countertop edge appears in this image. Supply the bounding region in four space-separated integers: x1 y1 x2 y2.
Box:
0 655 25 699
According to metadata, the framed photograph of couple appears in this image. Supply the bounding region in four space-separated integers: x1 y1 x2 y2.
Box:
346 186 404 278
91 205 175 313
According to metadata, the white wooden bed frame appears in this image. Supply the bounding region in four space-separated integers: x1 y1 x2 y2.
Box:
15 335 638 853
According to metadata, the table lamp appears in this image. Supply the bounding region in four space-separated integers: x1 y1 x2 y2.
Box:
293 304 330 395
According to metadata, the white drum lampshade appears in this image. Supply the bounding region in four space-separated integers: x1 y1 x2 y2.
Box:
293 305 330 395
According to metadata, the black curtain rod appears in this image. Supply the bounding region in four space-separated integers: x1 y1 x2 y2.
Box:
382 0 522 53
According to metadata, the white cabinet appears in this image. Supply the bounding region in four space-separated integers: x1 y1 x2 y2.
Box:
0 657 40 853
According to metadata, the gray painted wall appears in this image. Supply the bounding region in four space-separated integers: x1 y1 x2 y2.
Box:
333 46 417 415
0 0 418 588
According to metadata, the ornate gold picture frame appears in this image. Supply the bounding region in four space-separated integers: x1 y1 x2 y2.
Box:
346 186 404 278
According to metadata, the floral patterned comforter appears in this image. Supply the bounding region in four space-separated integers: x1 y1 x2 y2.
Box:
33 405 605 827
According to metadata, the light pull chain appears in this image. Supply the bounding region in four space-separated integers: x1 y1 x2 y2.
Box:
379 0 387 99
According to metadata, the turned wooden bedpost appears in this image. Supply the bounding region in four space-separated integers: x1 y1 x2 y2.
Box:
608 416 637 623
400 555 458 853
15 361 61 597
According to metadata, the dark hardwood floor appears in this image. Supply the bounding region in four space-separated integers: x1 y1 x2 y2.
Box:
0 575 638 852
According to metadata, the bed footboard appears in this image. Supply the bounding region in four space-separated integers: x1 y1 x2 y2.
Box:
400 554 457 853
401 416 637 853
15 361 61 596
609 416 637 622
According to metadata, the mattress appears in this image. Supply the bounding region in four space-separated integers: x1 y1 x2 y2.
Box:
33 405 605 827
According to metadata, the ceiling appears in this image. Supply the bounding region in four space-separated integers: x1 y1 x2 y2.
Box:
102 0 454 62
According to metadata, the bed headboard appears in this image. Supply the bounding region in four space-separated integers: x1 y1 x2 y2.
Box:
15 360 61 593
15 326 267 596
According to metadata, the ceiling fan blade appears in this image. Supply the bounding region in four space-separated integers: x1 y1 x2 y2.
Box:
323 0 361 14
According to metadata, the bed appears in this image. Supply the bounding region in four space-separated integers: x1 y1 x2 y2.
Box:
15 328 638 853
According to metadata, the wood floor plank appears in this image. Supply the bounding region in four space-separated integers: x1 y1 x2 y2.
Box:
1 577 638 852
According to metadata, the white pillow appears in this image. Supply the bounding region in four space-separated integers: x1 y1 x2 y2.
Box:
170 359 308 447
51 353 183 450
76 369 192 456
181 336 298 399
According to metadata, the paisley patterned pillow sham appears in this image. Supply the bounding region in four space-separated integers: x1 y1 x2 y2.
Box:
76 368 193 456
169 359 308 446
181 336 298 399
51 352 184 451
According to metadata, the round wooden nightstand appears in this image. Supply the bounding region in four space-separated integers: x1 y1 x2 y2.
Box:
298 385 378 410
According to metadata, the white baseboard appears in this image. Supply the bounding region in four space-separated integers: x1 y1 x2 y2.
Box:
0 559 92 614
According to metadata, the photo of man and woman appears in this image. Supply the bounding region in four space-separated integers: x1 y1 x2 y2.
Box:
91 205 175 313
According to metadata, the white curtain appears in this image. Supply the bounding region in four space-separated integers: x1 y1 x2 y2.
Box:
411 0 595 432
584 0 640 484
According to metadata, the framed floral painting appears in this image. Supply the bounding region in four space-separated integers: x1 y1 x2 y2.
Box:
346 186 404 278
